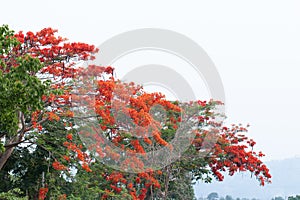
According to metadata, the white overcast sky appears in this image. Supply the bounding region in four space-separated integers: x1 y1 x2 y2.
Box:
1 0 300 161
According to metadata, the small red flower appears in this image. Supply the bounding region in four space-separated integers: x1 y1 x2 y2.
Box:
66 133 73 140
38 187 48 200
82 162 92 172
52 161 67 171
127 182 133 189
63 155 70 162
104 66 114 75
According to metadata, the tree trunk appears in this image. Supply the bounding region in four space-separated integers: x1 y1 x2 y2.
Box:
0 145 15 170
0 111 24 171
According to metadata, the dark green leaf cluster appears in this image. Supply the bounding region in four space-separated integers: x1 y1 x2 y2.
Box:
0 25 49 144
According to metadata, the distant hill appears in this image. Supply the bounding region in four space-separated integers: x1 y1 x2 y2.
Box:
194 157 300 199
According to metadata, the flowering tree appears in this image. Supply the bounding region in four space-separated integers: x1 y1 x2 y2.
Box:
0 25 271 199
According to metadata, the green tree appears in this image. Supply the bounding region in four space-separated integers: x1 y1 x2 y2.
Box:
225 195 234 200
272 197 284 200
288 195 300 200
0 25 49 170
207 192 219 200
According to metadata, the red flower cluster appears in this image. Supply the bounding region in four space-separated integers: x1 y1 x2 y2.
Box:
82 162 92 172
206 124 272 185
38 187 48 200
66 133 73 140
52 161 67 171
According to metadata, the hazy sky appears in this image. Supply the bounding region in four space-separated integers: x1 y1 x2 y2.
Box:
1 0 300 161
